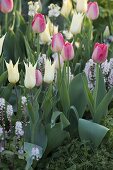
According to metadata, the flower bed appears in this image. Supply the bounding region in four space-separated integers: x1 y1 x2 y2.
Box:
0 0 113 169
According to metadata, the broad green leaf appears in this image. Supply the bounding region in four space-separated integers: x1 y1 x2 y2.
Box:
78 119 109 147
0 71 7 86
69 73 87 118
51 111 70 129
45 123 70 155
42 85 53 123
93 65 106 109
59 77 70 116
68 106 79 138
82 73 94 117
0 83 14 101
94 87 113 123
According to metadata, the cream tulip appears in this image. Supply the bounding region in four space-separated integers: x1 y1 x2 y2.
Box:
5 59 19 84
61 0 73 18
39 19 51 44
44 59 55 83
70 12 84 35
24 62 37 89
0 34 6 56
76 0 88 13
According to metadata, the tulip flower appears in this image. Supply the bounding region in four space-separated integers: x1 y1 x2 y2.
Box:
61 0 73 18
87 2 99 20
51 33 65 52
5 59 19 84
70 12 84 35
32 13 46 33
24 62 37 89
44 59 55 83
92 43 108 64
0 0 13 13
61 42 74 61
35 69 42 86
76 0 88 13
0 34 6 56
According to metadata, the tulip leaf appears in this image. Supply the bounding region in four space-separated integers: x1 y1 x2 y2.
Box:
59 77 70 116
51 111 70 129
94 86 113 123
0 71 7 87
45 123 70 155
0 83 14 101
69 73 87 118
68 106 79 138
82 73 94 117
93 65 106 109
78 119 109 147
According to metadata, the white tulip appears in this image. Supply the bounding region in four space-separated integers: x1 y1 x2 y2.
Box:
76 0 88 13
70 12 84 35
44 59 55 83
24 62 37 89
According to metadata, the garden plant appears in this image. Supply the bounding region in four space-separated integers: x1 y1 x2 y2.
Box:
1 0 113 169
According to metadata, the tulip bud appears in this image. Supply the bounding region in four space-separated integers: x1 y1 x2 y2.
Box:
70 12 84 35
24 62 37 89
61 0 73 18
39 20 51 44
35 69 42 86
5 59 19 84
0 0 13 13
51 33 65 52
61 42 74 61
76 0 88 13
87 2 99 20
44 59 55 83
92 43 108 64
103 26 110 38
0 34 6 56
32 13 46 33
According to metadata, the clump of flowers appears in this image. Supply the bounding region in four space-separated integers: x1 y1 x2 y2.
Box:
6 104 13 121
28 1 42 17
15 121 24 138
48 3 60 17
84 58 113 90
31 147 41 160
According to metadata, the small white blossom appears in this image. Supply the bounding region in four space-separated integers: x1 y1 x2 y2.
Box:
63 30 73 40
6 105 13 121
31 147 41 160
28 1 42 17
15 121 24 138
21 96 27 106
0 98 5 111
48 4 60 17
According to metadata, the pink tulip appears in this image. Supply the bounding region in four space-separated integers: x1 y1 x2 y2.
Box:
61 42 74 61
51 33 65 52
0 0 13 13
35 69 42 86
87 2 99 20
92 43 108 64
32 13 46 33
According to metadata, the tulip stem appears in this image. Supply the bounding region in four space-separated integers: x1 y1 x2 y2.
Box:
94 63 99 110
15 85 18 111
5 14 8 32
67 61 70 89
58 52 61 76
37 34 40 58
